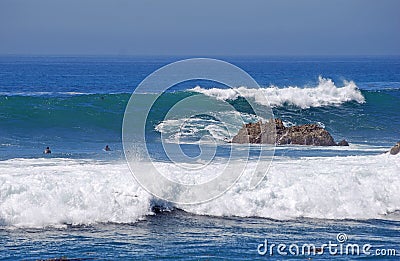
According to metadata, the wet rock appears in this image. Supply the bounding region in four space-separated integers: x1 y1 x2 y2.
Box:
337 139 349 146
231 122 262 144
231 120 276 144
232 118 338 146
390 142 400 155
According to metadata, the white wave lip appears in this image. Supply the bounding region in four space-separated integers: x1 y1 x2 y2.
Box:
190 76 365 109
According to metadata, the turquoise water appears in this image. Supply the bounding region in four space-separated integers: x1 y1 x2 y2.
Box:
0 56 399 259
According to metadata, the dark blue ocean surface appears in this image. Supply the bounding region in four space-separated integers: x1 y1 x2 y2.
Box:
1 211 399 260
1 56 399 93
0 56 399 260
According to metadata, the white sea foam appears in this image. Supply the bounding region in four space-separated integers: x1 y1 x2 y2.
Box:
1 153 399 228
190 76 365 109
155 111 264 143
181 153 400 220
0 158 152 228
156 117 232 143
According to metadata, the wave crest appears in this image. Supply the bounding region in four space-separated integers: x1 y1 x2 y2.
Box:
190 76 365 109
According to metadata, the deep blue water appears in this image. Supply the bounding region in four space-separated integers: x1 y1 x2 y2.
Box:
1 211 400 260
1 56 399 92
0 56 399 260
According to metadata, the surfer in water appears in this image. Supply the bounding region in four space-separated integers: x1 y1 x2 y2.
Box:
44 147 51 154
104 145 111 151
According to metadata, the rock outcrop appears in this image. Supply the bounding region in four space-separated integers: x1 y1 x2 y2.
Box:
337 139 349 146
232 119 344 146
390 142 400 155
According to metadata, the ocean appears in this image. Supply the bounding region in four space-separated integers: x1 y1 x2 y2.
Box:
0 56 399 260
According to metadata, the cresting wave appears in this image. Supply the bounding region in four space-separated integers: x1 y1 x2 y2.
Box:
190 76 365 109
1 153 399 228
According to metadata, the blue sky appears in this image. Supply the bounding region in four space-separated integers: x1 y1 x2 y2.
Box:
0 0 399 56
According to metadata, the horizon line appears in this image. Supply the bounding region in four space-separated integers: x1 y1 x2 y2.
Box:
1 53 400 58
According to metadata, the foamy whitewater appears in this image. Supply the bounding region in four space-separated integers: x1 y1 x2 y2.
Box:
0 159 152 228
1 152 399 228
190 76 365 109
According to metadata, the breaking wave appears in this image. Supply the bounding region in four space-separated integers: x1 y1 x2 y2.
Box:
1 153 399 228
190 76 365 109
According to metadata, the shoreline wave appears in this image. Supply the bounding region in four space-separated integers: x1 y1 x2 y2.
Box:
1 153 399 228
